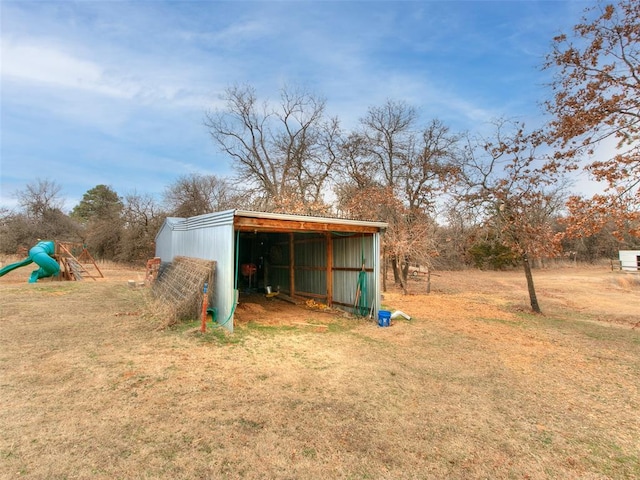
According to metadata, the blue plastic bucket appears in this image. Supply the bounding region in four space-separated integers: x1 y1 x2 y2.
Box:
378 310 391 327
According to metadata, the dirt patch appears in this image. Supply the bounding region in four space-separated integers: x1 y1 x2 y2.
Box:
234 293 349 327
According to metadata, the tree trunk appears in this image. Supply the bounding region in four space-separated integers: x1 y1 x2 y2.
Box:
401 258 409 280
426 269 431 294
523 253 541 313
398 275 407 295
391 256 401 285
390 257 408 294
400 260 409 295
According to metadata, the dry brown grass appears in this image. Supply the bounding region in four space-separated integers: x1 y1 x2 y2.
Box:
1 264 639 479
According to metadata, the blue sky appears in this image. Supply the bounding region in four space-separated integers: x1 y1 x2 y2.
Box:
1 0 595 211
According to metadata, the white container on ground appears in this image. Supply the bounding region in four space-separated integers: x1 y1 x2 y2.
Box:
391 310 411 320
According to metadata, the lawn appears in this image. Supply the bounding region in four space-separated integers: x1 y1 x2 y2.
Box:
1 263 639 479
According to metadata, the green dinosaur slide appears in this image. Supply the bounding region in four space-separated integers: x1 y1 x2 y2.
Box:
0 240 60 283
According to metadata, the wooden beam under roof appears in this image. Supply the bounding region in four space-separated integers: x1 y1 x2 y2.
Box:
233 216 381 234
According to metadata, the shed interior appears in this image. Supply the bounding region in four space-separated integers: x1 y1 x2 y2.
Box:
233 215 381 311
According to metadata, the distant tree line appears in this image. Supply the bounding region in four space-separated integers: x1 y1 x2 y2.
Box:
1 0 638 312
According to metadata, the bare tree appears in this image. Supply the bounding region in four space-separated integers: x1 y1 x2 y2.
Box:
402 119 461 212
5 179 79 248
163 173 239 217
205 84 339 214
337 115 459 215
16 178 65 219
337 101 460 292
359 99 417 189
118 192 165 263
435 200 482 270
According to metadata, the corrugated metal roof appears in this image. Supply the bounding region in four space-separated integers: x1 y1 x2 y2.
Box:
156 211 235 235
154 217 184 242
179 210 235 230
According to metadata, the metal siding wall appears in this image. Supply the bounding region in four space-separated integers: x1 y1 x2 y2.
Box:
270 269 290 293
294 235 327 296
154 226 173 261
295 270 326 295
188 225 235 332
294 235 326 266
155 211 237 332
268 239 291 292
155 219 186 261
332 235 375 312
212 225 236 333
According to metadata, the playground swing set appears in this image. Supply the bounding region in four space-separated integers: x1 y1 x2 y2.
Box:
0 240 103 283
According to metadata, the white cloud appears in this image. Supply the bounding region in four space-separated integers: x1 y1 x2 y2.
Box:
213 19 274 45
1 37 136 99
1 35 222 110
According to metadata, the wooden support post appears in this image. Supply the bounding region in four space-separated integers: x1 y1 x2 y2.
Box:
289 233 295 297
326 233 333 307
200 282 209 333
